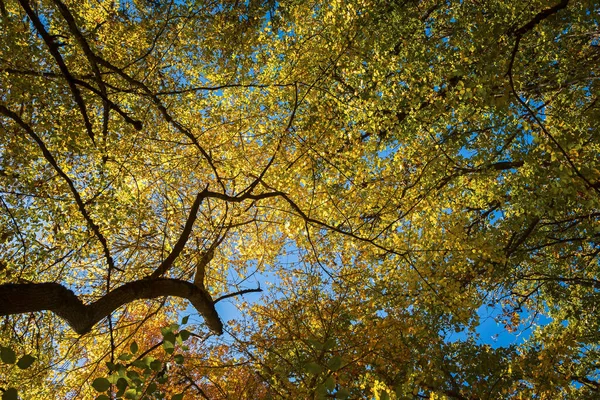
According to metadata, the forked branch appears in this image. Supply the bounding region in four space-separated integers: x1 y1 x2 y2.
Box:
0 279 223 335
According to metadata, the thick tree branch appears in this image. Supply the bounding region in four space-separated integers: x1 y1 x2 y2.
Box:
511 0 570 37
0 279 223 335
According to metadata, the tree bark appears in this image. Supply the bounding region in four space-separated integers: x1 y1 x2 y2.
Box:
0 278 223 335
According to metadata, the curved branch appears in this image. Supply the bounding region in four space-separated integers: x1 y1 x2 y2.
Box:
150 186 209 279
214 287 263 304
0 104 118 273
0 278 223 335
511 0 570 37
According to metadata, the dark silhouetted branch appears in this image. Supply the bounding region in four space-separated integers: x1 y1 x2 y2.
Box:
214 287 263 304
17 0 96 143
150 186 209 279
0 279 223 334
0 104 118 273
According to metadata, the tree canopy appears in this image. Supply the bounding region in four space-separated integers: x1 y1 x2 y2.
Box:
0 0 599 398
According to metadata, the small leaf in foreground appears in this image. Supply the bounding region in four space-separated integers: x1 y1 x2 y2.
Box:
16 354 36 369
92 377 111 392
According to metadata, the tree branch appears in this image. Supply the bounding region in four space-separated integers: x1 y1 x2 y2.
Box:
50 0 116 141
89 55 226 190
149 186 209 279
506 1 599 195
214 287 263 304
0 279 223 335
17 0 95 143
193 228 229 289
511 0 570 37
2 68 142 130
0 103 118 273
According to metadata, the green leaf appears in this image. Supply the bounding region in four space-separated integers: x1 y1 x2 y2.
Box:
130 341 138 355
163 341 175 354
160 326 172 337
127 370 140 381
124 388 138 399
181 315 189 325
174 354 184 364
307 339 323 350
336 388 350 399
116 377 129 396
327 356 342 371
95 396 110 400
16 354 36 369
118 353 132 361
304 361 323 374
171 393 184 400
131 359 147 369
323 376 335 392
150 360 162 371
146 382 157 394
0 347 16 364
163 332 176 345
178 329 191 341
92 377 111 392
323 338 336 350
2 388 18 400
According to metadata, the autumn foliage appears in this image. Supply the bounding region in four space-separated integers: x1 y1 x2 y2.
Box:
1 0 599 398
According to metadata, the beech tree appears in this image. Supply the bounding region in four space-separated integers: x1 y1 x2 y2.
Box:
0 0 599 398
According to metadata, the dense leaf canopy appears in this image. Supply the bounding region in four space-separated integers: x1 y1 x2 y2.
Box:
0 0 599 398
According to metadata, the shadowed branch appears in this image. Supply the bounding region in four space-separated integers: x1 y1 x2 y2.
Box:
0 279 223 335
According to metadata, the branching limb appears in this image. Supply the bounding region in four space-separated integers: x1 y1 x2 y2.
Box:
2 68 143 130
50 0 114 142
16 0 96 143
90 55 226 190
506 1 599 195
0 103 118 273
193 227 229 289
0 278 223 334
213 286 262 304
150 186 209 279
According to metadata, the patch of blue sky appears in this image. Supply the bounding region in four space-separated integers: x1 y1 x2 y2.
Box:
214 268 281 322
184 241 300 328
445 303 553 349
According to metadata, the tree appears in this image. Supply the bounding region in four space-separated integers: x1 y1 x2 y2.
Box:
0 0 599 398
